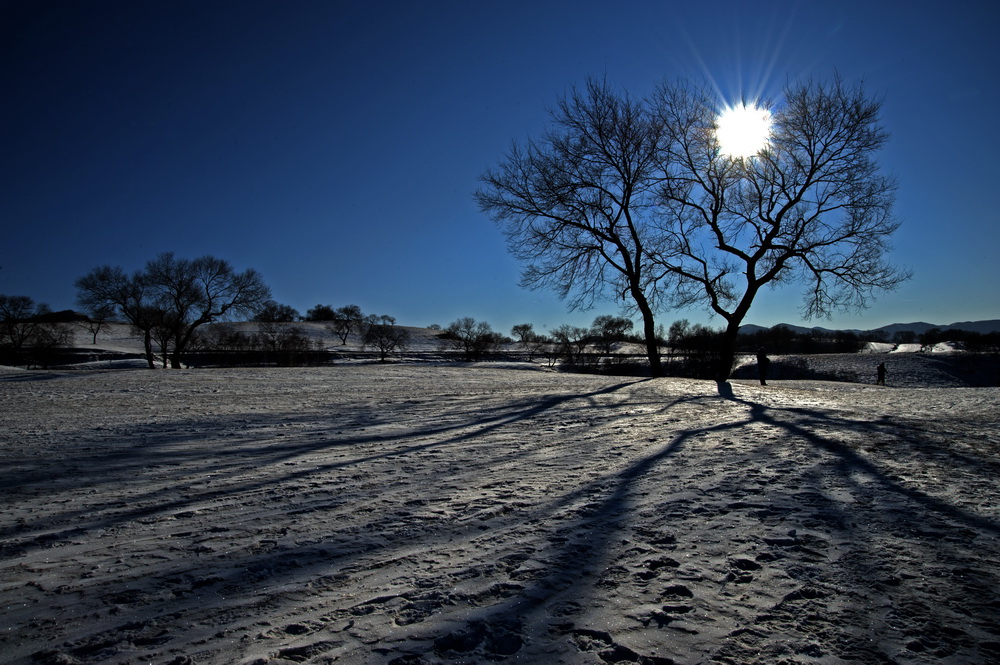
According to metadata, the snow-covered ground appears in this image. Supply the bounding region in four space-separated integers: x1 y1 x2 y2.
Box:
2 362 999 664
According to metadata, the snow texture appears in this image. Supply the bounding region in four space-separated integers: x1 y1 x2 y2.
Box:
2 361 999 664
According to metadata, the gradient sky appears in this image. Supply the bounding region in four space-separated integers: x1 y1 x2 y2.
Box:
3 0 998 334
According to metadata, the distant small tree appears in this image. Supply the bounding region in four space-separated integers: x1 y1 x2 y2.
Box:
667 320 725 378
362 314 410 362
268 325 317 365
327 304 365 345
862 329 888 344
966 331 1000 354
149 308 180 368
831 330 863 354
739 324 796 355
442 317 503 361
551 324 590 367
667 319 690 355
590 315 633 356
206 323 255 355
511 322 547 355
0 295 40 351
0 295 74 367
305 304 336 321
511 323 536 344
892 330 916 345
196 322 320 367
256 321 284 354
254 300 300 323
27 321 73 368
80 302 115 344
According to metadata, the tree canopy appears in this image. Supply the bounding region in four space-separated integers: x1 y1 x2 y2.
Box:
478 76 908 380
77 253 271 368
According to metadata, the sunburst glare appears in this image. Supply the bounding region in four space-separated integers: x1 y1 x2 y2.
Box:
716 103 772 158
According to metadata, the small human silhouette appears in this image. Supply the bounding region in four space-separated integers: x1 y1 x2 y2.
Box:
876 361 887 386
756 347 770 386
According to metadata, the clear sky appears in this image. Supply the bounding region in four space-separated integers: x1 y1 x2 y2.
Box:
3 0 998 334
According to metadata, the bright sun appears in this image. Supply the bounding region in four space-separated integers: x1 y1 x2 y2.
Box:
715 103 772 158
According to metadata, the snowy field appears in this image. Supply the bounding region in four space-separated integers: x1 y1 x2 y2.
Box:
2 363 1000 664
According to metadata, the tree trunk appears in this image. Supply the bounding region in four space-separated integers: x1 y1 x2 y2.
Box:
171 324 199 369
142 330 156 369
170 330 184 368
715 322 741 383
631 288 663 378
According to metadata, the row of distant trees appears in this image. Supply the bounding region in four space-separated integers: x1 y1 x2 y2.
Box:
738 325 875 356
191 322 326 367
900 328 1000 353
737 324 1000 355
2 248 994 371
6 279 1000 372
1 285 645 370
191 313 411 366
75 252 416 368
0 295 76 367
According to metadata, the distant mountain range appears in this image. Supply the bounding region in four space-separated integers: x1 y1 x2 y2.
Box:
739 319 1000 336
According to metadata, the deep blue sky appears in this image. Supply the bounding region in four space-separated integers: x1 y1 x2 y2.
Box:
3 0 998 333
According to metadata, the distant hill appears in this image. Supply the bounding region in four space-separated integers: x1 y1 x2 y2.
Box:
740 319 1000 335
871 322 936 336
873 320 1000 335
739 322 866 335
927 320 1000 334
739 323 834 335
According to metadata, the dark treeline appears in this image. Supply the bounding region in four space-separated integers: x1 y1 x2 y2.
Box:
658 321 1000 380
5 273 999 373
736 325 872 355
172 308 411 367
738 324 1000 355
903 328 1000 352
187 323 329 367
0 296 79 368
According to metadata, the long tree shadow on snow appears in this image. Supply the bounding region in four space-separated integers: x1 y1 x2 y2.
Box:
9 376 1000 664
0 378 643 556
399 381 1000 663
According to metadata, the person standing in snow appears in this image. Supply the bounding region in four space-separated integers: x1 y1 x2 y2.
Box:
756 348 770 386
876 361 887 386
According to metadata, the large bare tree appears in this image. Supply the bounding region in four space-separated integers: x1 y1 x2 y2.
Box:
76 267 159 368
144 253 271 368
652 76 909 380
476 79 667 376
77 253 271 368
479 76 907 380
